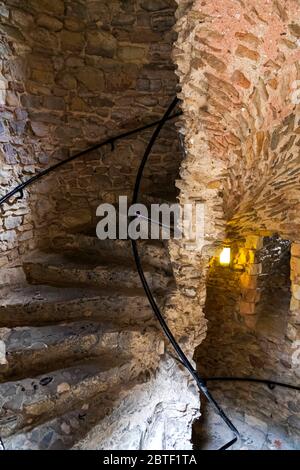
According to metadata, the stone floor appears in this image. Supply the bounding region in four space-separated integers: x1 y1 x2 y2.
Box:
193 383 300 450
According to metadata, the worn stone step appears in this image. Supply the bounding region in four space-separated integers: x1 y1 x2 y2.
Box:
0 358 144 437
51 234 172 273
23 253 174 291
2 381 139 450
0 285 162 328
0 322 162 382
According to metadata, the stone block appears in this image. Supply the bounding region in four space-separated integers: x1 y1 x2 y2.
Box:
70 97 89 112
231 70 251 89
286 323 298 342
140 0 171 11
246 263 262 275
288 24 300 38
0 340 7 365
36 14 63 31
290 295 300 311
151 12 175 32
112 15 135 27
292 284 300 301
236 44 260 61
105 71 135 92
86 31 117 58
3 143 17 164
0 267 26 286
4 216 22 230
241 288 260 303
31 69 55 85
0 24 24 42
77 67 105 92
240 300 256 315
240 273 257 289
0 4 9 18
6 91 19 107
137 78 150 91
31 122 50 137
21 94 42 108
291 256 300 275
243 315 258 329
291 243 300 258
245 236 263 250
29 0 64 16
55 72 77 90
43 96 65 110
61 31 85 52
62 209 92 231
64 18 85 32
118 45 148 63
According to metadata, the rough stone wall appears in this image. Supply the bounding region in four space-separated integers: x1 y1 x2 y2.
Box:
0 0 181 275
195 235 300 442
173 1 300 355
174 0 300 243
173 0 300 446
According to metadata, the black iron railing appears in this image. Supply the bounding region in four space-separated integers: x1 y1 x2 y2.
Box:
0 98 299 451
0 113 181 207
204 377 300 392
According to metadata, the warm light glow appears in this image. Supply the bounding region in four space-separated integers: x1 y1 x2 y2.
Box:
220 247 231 265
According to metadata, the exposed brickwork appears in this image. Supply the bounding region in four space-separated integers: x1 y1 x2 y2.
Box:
195 236 300 445
174 0 300 244
174 0 300 448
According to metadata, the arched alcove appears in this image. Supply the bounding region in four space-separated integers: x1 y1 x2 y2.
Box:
193 233 299 449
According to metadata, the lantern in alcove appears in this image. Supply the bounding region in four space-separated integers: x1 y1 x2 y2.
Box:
219 246 231 266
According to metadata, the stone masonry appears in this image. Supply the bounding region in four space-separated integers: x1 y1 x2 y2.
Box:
0 0 203 451
174 0 300 449
0 0 181 277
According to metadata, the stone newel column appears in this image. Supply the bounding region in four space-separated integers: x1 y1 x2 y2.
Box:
289 243 300 371
239 236 263 328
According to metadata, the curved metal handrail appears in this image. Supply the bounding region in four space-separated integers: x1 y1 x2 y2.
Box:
131 97 240 450
0 112 181 207
205 376 300 392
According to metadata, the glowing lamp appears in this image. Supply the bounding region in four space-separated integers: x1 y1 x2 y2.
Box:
220 247 231 266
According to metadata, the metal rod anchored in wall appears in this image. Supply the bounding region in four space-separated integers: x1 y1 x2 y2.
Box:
131 96 240 451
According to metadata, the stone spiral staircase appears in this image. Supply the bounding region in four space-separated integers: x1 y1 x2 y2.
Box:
0 214 176 450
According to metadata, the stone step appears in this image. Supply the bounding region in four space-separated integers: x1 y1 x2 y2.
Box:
23 253 174 291
0 285 161 328
2 381 137 450
0 322 161 382
0 358 143 437
141 190 179 206
51 234 172 273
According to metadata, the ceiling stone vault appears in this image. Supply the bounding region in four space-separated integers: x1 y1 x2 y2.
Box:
174 0 300 243
172 0 300 330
